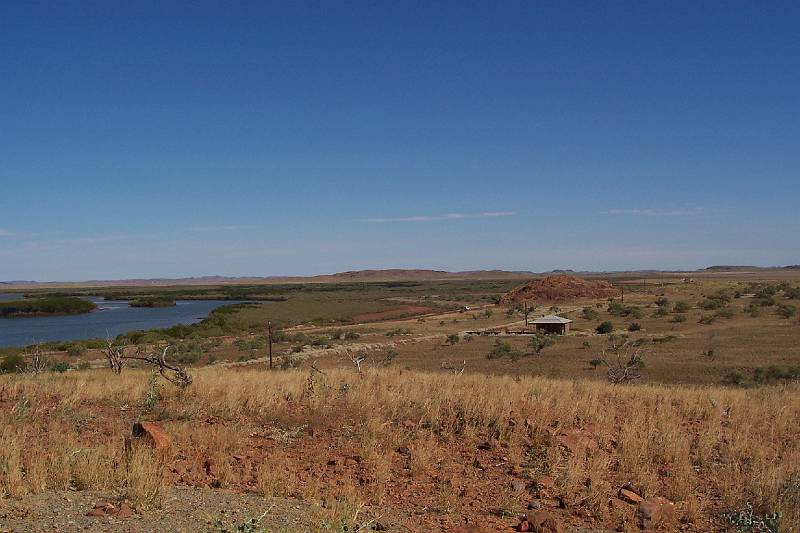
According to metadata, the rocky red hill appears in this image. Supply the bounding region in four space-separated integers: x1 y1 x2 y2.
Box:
500 274 621 303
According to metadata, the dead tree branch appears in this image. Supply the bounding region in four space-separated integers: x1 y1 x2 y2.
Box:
103 341 192 388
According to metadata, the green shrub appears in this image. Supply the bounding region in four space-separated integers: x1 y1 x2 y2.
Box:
608 303 642 319
596 321 613 334
343 331 360 340
446 334 460 345
784 287 800 299
529 333 555 354
673 301 691 313
715 308 735 319
627 322 641 332
754 296 775 307
49 361 71 373
777 304 797 318
66 344 87 357
487 340 522 362
652 306 669 318
0 354 25 373
726 502 781 533
699 314 717 325
581 307 599 321
655 297 669 307
701 298 727 310
670 314 686 323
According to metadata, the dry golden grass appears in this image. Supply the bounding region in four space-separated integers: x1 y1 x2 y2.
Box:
0 366 798 530
125 445 165 510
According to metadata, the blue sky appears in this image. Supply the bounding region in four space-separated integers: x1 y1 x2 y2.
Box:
1 1 798 281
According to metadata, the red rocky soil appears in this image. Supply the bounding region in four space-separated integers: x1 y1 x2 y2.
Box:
499 275 620 304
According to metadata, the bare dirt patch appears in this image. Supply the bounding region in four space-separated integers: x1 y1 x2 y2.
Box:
351 305 434 323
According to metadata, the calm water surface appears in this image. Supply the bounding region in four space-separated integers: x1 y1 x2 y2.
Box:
0 295 244 347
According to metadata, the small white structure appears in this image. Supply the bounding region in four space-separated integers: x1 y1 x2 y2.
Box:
531 315 572 335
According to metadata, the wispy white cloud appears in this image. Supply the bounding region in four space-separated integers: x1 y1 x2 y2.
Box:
601 208 704 217
360 211 516 223
0 229 14 237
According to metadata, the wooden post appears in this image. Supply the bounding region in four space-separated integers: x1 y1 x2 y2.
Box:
267 321 273 370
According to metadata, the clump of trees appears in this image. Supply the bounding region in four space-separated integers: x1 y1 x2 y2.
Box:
726 365 800 387
129 297 176 308
0 296 96 318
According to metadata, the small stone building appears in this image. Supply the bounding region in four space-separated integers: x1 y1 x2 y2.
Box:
531 315 572 335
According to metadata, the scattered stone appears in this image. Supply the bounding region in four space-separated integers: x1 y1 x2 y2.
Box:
527 500 542 511
621 482 643 497
86 501 135 519
472 458 486 470
396 444 411 455
608 497 628 512
116 502 135 519
618 488 644 504
526 510 564 533
638 496 675 526
477 441 493 451
511 479 528 494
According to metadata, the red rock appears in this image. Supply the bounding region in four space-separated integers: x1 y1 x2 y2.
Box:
134 421 172 455
528 510 564 533
115 502 134 519
618 488 644 504
609 497 629 512
516 519 531 531
638 496 675 526
203 457 218 478
621 482 643 497
452 525 484 533
558 428 598 453
86 508 106 518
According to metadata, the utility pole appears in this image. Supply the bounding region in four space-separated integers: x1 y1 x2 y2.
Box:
267 321 273 370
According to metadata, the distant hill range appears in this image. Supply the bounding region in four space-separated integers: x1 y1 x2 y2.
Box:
1 265 798 288
704 265 800 271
